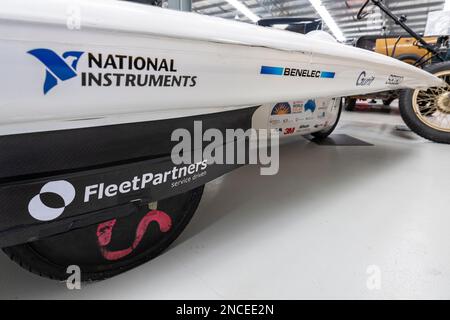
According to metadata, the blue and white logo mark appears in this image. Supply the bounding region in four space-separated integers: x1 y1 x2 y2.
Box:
28 49 84 94
304 100 316 113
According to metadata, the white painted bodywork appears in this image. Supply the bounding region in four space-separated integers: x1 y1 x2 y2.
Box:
0 0 444 136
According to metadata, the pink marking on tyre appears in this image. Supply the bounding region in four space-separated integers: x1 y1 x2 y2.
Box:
96 210 172 261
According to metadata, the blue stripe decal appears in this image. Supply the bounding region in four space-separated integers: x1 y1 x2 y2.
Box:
260 66 284 76
320 71 336 79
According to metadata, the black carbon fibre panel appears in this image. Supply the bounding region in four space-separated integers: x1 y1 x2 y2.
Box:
0 107 257 181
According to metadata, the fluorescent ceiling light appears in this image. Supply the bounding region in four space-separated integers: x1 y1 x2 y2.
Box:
308 0 346 41
225 0 260 23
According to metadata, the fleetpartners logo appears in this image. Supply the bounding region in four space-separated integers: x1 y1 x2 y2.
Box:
29 48 198 94
28 180 76 221
27 161 208 221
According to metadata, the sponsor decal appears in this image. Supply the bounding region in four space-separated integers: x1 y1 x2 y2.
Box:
28 180 76 221
28 49 84 94
27 161 208 221
260 66 284 75
304 100 316 113
283 127 296 135
386 74 404 85
317 100 329 110
292 101 304 113
271 102 292 115
320 71 336 79
84 160 208 202
356 71 375 86
269 119 281 125
296 124 311 133
29 49 198 94
261 65 335 79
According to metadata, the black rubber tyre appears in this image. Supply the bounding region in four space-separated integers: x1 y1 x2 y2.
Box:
399 61 450 144
344 97 356 111
396 53 422 66
3 186 204 281
311 98 343 140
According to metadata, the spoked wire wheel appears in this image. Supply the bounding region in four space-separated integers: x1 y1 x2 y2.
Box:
399 62 450 144
412 70 450 132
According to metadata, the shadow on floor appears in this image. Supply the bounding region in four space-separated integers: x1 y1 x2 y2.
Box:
175 135 412 246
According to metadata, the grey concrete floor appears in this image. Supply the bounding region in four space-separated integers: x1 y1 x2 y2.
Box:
1 107 450 299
